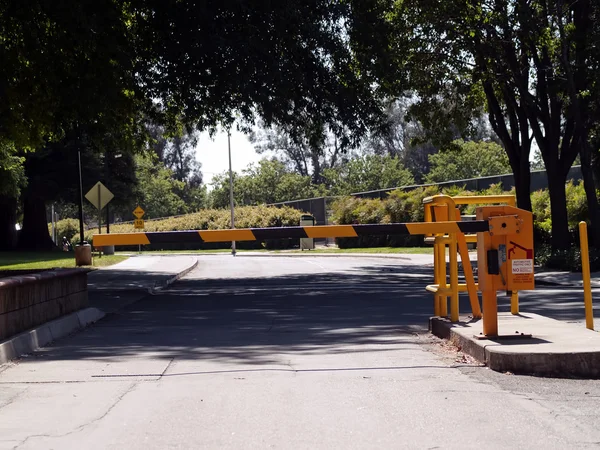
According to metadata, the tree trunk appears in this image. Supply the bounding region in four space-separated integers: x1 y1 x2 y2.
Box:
17 191 54 250
0 195 18 251
546 166 571 251
580 142 600 247
513 156 533 211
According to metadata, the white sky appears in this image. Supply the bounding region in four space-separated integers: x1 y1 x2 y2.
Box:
194 126 542 188
195 128 261 188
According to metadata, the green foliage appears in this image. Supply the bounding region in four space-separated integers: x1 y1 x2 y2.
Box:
131 0 384 144
133 154 188 219
531 181 590 234
330 197 389 248
323 154 415 195
0 140 26 198
330 181 595 268
84 205 306 250
385 186 441 224
363 0 600 247
209 159 319 208
48 219 80 245
331 197 389 225
425 140 511 183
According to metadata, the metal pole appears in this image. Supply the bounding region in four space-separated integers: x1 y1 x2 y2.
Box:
580 221 594 330
106 204 110 234
78 151 85 244
51 204 55 244
97 183 102 234
228 130 236 256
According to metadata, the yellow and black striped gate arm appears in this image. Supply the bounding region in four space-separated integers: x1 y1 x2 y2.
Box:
92 220 490 247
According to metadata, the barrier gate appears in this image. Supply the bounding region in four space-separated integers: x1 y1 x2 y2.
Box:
93 195 534 337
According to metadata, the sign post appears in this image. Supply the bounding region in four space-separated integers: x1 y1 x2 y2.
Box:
133 206 145 253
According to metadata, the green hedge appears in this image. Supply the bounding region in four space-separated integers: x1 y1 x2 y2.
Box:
50 205 307 251
330 181 597 270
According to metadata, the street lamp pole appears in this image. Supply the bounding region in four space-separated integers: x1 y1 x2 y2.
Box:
228 130 236 256
77 150 85 245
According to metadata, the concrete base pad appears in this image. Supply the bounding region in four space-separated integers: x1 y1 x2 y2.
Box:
0 307 105 365
430 312 600 378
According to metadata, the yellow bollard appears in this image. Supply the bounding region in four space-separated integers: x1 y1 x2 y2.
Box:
436 236 448 317
579 221 594 331
482 290 498 336
433 237 440 316
510 291 519 315
449 231 460 322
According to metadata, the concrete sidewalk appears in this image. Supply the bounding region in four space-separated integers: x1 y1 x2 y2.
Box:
88 255 198 314
431 313 600 378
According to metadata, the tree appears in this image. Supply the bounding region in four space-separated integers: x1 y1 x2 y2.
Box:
1 0 148 249
358 0 600 249
209 159 318 208
148 124 206 213
249 123 353 184
365 99 500 183
363 100 439 183
2 0 387 248
131 0 384 143
133 154 187 219
0 140 25 250
16 126 144 250
323 154 415 195
425 140 512 184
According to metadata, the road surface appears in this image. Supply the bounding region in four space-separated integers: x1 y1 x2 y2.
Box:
1 255 600 449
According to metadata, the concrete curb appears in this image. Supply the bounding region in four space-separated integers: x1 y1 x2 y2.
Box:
0 307 105 365
430 315 600 378
148 257 199 294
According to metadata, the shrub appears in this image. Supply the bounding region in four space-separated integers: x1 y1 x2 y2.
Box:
328 182 594 265
48 219 80 246
68 205 307 251
330 197 389 248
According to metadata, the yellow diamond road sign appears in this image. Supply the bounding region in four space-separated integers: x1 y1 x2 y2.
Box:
84 182 114 210
133 206 145 219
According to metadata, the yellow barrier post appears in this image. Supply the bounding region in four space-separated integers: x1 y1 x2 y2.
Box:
433 236 441 316
579 221 594 331
510 291 519 315
456 229 482 318
431 195 460 321
436 236 448 317
449 229 459 322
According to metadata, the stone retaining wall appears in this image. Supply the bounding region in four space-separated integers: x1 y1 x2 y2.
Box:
0 269 89 341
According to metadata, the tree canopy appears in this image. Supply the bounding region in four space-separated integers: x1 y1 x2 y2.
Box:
0 0 386 249
357 0 600 249
425 140 511 184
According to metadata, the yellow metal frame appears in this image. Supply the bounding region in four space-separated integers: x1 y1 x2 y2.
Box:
424 194 520 324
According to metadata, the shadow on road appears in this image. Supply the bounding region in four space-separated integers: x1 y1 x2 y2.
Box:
27 263 460 365
19 261 589 367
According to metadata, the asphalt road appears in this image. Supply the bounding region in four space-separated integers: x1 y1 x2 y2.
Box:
1 255 600 449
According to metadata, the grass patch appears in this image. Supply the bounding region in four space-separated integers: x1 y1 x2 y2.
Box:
0 252 129 270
